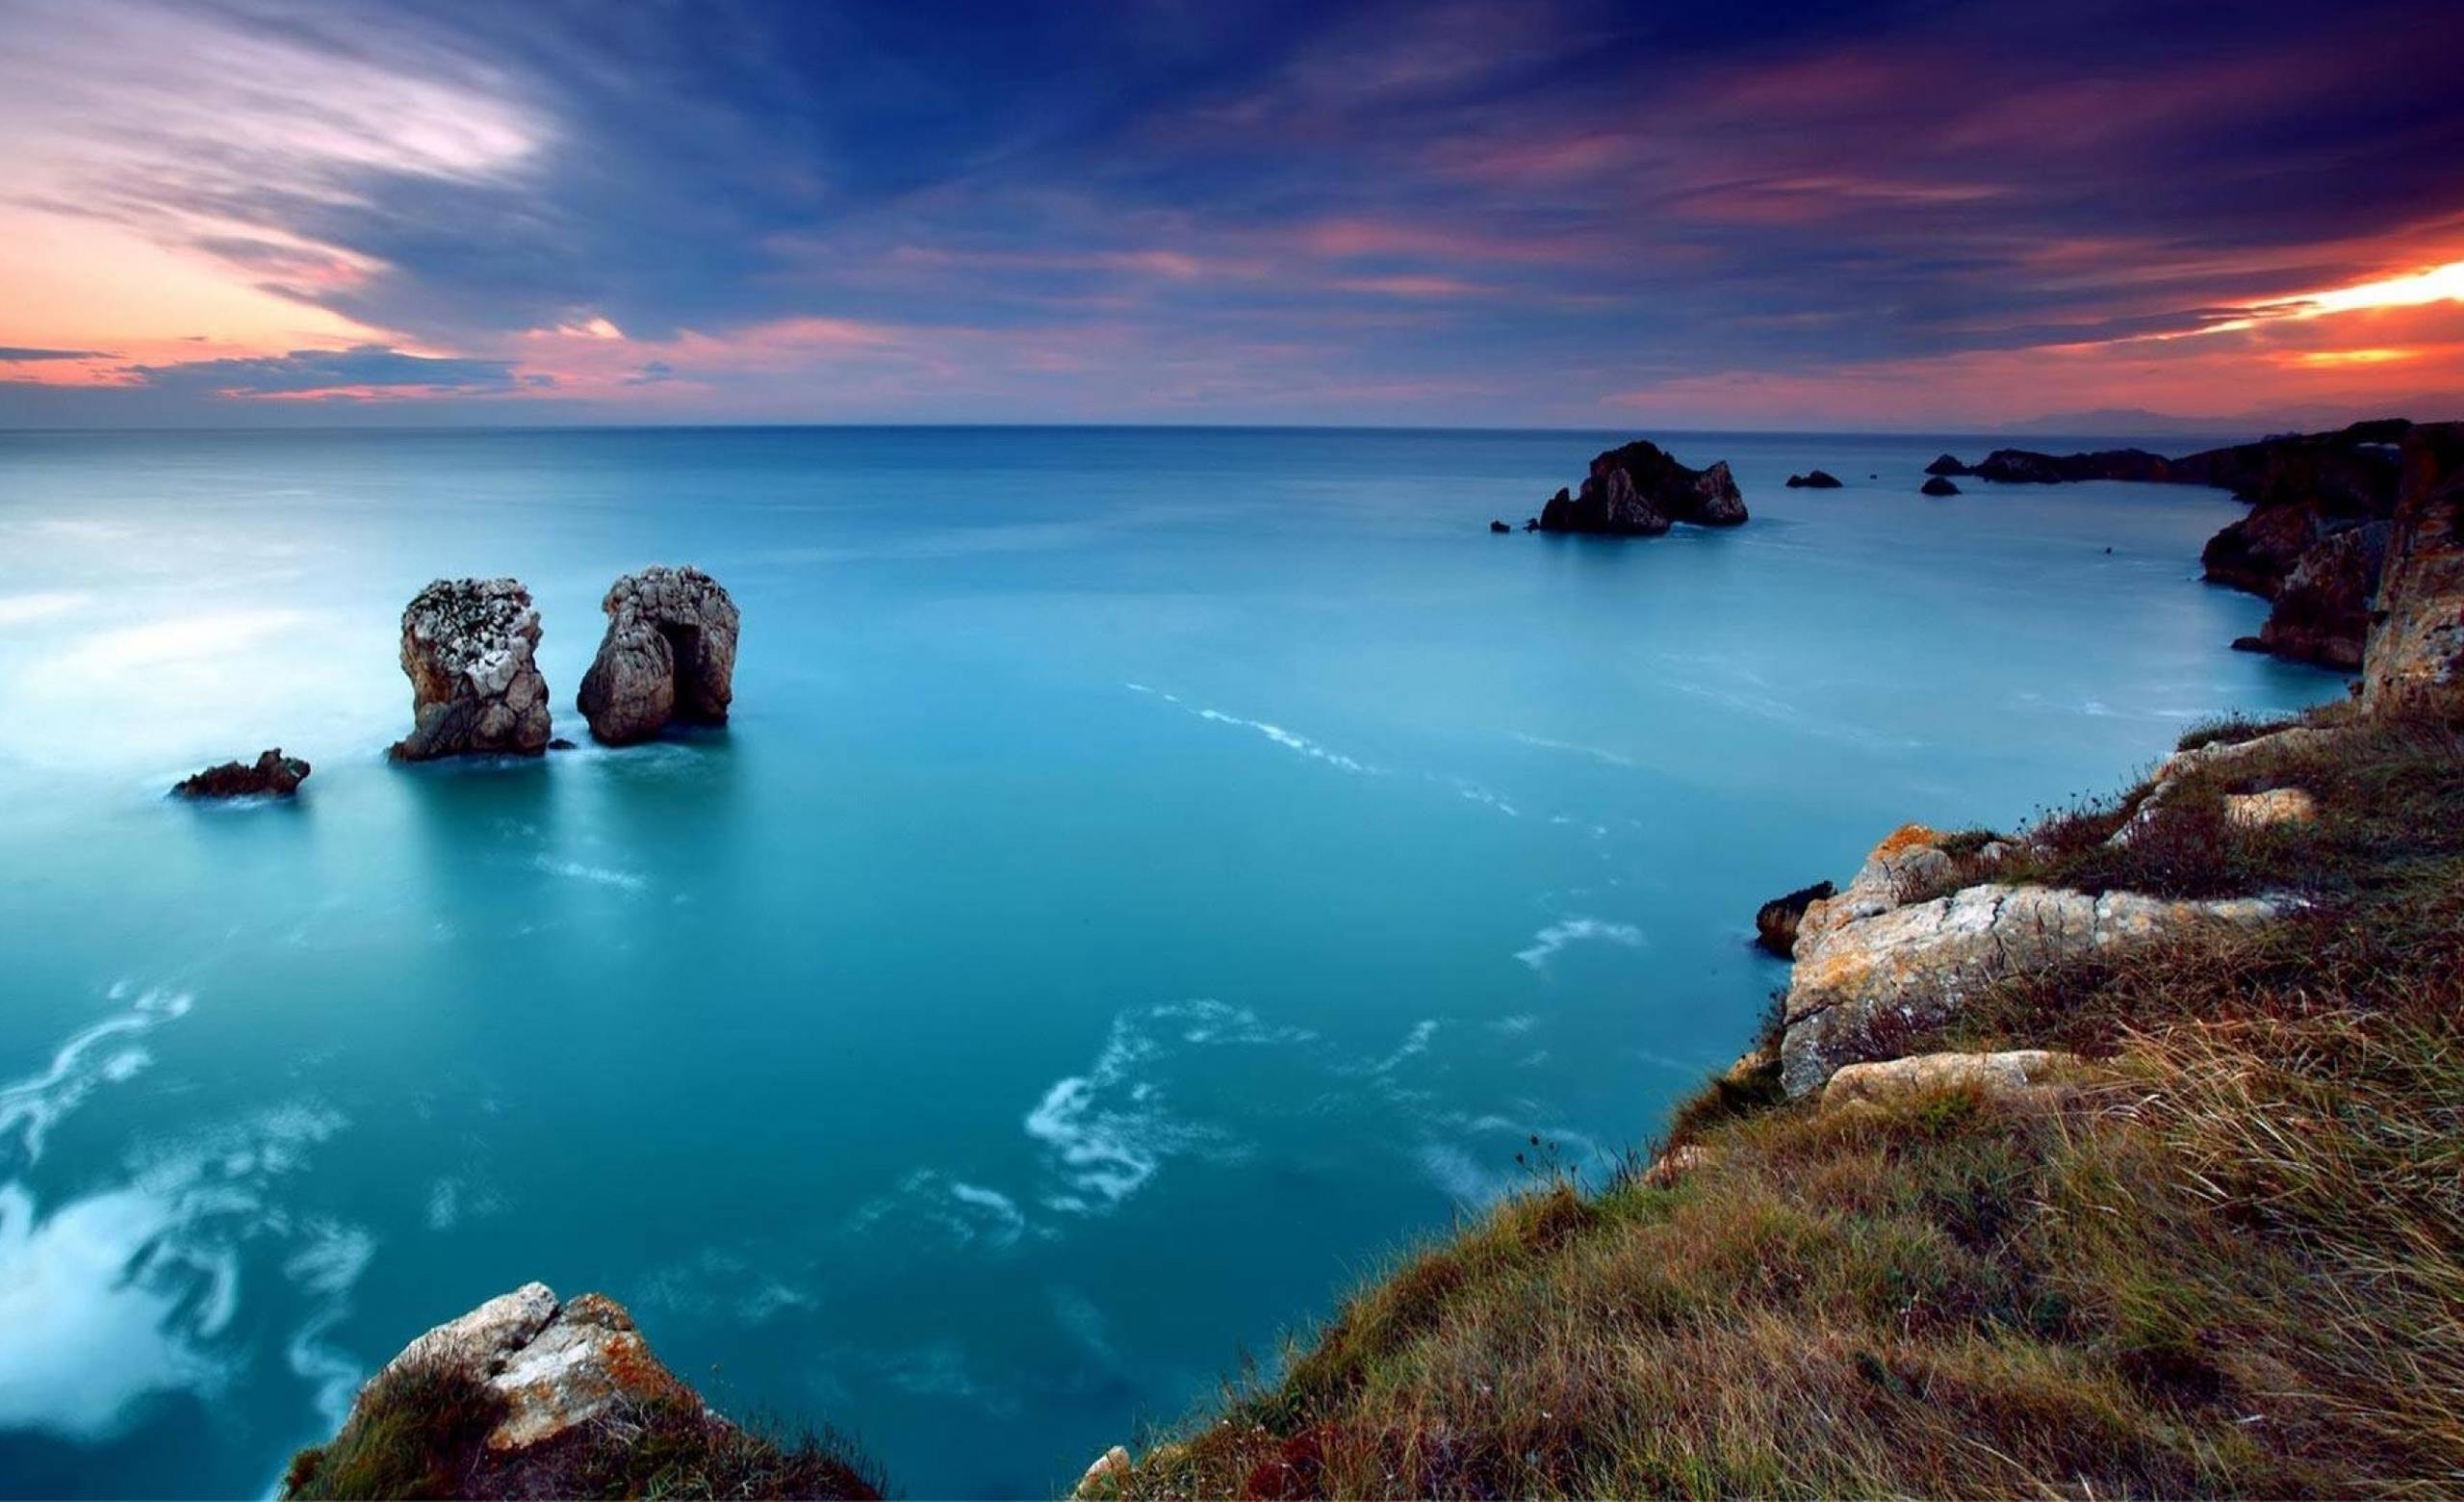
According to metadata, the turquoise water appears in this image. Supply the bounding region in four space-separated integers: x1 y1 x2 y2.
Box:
0 427 2341 1496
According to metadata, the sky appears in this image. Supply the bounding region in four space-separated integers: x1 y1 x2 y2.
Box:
1 0 2461 430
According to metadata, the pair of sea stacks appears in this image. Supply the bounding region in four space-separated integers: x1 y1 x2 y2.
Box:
388 566 738 760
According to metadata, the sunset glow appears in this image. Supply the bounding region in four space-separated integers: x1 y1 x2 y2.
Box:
1 0 2457 427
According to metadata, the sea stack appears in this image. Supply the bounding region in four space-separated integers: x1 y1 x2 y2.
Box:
577 565 740 745
1535 438 1747 536
1921 476 1961 496
390 579 552 761
1784 470 1843 489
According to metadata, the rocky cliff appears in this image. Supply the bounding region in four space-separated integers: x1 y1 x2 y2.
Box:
2363 422 2464 708
1535 439 1747 535
285 1283 875 1499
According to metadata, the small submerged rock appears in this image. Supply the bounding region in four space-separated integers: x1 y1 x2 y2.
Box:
174 749 309 798
391 579 553 762
578 566 741 745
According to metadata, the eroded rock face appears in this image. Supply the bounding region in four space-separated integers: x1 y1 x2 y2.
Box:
577 566 740 745
2364 422 2464 710
347 1282 695 1454
174 749 308 798
1822 1049 2079 1110
1782 881 2284 1096
1536 439 1747 535
391 579 552 761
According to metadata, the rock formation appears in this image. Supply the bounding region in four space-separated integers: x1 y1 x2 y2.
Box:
2363 422 2464 710
1784 470 1843 489
1488 519 1511 533
1535 439 1747 536
577 566 740 745
1754 879 1835 957
1821 1049 2078 1111
174 749 309 798
390 580 552 761
1920 476 1961 497
1926 421 2420 670
1776 825 2286 1097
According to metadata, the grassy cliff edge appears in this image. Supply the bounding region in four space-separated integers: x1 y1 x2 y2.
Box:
1100 695 2464 1498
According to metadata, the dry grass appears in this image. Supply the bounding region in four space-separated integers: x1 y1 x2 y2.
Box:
1107 699 2464 1499
283 1366 881 1501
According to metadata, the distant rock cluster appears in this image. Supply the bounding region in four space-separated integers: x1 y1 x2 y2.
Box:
1526 438 1749 535
388 567 740 759
173 749 309 798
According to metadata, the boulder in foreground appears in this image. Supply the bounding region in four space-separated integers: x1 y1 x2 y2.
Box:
285 1283 875 1499
390 579 552 761
174 749 308 798
1536 438 1747 536
578 566 740 745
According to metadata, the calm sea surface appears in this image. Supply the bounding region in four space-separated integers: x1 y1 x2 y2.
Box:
0 427 2343 1495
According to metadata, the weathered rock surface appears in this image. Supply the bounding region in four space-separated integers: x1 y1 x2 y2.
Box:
174 749 309 798
1780 826 2285 1097
2224 787 2318 828
2253 521 2389 669
1785 470 1843 489
1754 879 1835 957
577 566 740 745
1822 1049 2079 1110
1074 1445 1134 1498
346 1282 695 1454
390 579 552 761
1536 439 1747 535
1920 475 1961 497
2364 422 2464 710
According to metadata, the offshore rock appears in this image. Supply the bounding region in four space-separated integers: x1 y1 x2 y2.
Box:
1970 447 2172 485
578 566 740 745
1785 470 1843 489
390 579 552 761
1755 879 1836 957
1920 476 1961 496
2364 422 2464 710
1924 453 1969 477
174 749 309 798
1536 438 1747 535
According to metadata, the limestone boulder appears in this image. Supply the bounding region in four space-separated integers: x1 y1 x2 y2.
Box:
346 1282 695 1455
577 566 740 745
390 579 552 761
1822 1049 2079 1110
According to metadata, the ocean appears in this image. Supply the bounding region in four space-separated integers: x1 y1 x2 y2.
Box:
0 426 2343 1496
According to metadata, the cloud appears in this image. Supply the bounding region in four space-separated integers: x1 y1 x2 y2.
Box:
122 345 521 399
0 347 113 362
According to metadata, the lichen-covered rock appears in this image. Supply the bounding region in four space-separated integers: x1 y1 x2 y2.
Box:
1780 879 2285 1097
346 1282 693 1455
2224 787 2318 829
1792 823 1957 957
577 566 740 745
2364 422 2464 711
390 579 552 761
174 748 309 798
1074 1445 1133 1498
1754 879 1835 957
1536 439 1746 535
1822 1049 2079 1110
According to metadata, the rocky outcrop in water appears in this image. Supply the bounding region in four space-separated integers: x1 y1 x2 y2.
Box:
1785 470 1843 489
2364 422 2464 710
1755 879 1835 957
174 749 309 798
1924 453 1969 477
1776 825 2286 1097
1969 446 2172 485
390 579 552 761
577 566 740 745
1920 476 1961 497
1536 439 1747 536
